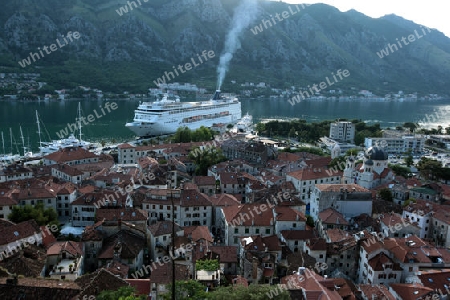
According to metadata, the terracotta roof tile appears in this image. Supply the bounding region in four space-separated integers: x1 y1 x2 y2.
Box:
274 206 306 222
389 283 434 300
183 226 213 243
287 168 342 181
222 203 273 227
281 230 316 241
95 208 148 222
193 176 216 186
318 208 349 225
0 220 40 246
149 221 182 236
358 284 396 300
47 241 83 257
44 147 99 163
0 277 81 300
208 193 240 206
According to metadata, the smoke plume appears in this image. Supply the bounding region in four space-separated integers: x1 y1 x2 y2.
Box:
216 0 258 90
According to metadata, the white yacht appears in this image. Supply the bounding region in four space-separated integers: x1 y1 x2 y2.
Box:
125 90 241 137
236 113 253 132
37 103 91 155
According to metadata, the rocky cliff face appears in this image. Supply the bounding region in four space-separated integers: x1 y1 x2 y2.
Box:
1 0 450 94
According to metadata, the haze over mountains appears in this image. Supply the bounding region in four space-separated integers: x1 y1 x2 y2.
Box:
1 0 450 95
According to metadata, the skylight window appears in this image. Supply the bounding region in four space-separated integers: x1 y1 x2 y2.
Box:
13 231 19 236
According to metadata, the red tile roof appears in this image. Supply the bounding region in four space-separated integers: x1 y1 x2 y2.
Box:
274 206 306 222
126 279 150 298
47 241 83 257
149 221 182 236
44 147 99 163
318 208 349 225
183 226 213 243
287 168 342 181
358 284 396 300
389 283 434 300
281 230 316 241
0 220 40 246
193 176 216 186
209 246 238 263
0 277 81 300
95 208 148 222
208 193 240 207
223 203 273 227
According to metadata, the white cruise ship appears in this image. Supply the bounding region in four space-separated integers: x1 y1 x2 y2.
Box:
125 90 241 137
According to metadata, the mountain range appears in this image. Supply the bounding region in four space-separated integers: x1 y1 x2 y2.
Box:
1 0 450 95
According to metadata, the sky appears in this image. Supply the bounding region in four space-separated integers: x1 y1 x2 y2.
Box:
280 0 449 37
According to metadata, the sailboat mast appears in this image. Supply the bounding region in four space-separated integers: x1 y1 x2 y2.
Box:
1 132 4 156
36 111 42 148
9 128 13 154
20 126 26 156
78 102 82 141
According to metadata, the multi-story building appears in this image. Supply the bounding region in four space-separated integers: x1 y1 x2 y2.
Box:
222 203 274 246
0 164 33 183
402 199 434 239
364 130 425 154
286 167 342 203
10 187 57 211
310 184 372 219
329 121 355 143
51 164 85 184
43 147 100 166
140 189 213 228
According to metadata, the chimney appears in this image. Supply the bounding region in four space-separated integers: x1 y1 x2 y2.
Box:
252 257 258 280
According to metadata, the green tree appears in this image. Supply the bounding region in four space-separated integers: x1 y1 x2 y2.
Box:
8 203 60 235
196 259 219 271
189 146 227 175
97 286 145 300
389 164 411 178
255 122 265 134
306 216 315 227
417 157 442 180
210 284 290 300
404 150 414 167
345 148 360 156
162 280 208 300
403 122 418 132
378 188 393 202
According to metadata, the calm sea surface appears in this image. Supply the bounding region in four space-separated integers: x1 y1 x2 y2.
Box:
1 97 450 153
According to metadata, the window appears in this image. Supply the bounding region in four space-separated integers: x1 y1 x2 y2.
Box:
319 254 323 258
234 228 238 234
245 228 249 234
265 228 271 234
255 228 259 234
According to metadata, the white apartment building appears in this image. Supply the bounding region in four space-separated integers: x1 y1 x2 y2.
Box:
329 121 355 143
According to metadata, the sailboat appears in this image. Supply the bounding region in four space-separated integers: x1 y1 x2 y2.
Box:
37 103 92 155
0 129 21 164
19 126 35 158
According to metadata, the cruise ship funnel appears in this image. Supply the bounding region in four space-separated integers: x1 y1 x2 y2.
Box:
212 90 221 100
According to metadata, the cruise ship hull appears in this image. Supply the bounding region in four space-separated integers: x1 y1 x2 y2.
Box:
126 91 241 137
